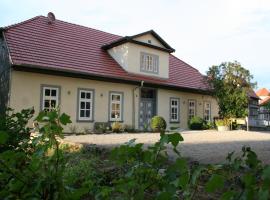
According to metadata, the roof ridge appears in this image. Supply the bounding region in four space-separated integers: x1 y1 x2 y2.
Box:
170 54 201 73
2 15 43 30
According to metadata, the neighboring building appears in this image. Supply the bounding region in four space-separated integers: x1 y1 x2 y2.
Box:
0 13 220 132
247 90 260 127
256 88 270 126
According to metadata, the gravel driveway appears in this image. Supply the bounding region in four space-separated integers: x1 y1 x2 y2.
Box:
64 130 270 164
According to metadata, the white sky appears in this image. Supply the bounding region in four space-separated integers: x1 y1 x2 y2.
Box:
1 0 270 90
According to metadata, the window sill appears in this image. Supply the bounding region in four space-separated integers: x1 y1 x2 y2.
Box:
76 119 94 123
108 120 124 123
170 121 180 124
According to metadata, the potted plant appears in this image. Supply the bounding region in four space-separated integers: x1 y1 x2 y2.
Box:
215 118 230 131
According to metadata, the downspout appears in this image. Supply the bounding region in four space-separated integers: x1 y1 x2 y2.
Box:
132 81 144 129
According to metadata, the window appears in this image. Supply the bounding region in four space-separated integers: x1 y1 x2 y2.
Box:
170 98 179 122
78 89 94 121
140 52 159 74
41 86 60 111
109 92 123 121
188 100 196 120
204 102 211 121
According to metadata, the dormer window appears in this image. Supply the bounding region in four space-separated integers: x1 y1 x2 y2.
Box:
140 52 159 74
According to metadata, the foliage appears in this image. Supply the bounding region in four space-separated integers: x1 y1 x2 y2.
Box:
188 116 205 130
0 108 34 152
151 116 167 132
203 121 215 130
207 61 256 118
94 122 110 134
1 108 270 200
111 122 122 133
0 108 75 199
123 124 136 133
215 118 230 126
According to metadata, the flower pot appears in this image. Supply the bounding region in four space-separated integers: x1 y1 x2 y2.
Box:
217 125 230 131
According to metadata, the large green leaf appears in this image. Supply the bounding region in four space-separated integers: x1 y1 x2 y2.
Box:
205 174 225 193
168 132 184 147
0 131 8 144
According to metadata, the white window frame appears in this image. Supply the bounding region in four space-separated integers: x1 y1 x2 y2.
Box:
170 98 180 122
78 89 94 121
41 86 60 111
203 102 211 122
140 52 159 74
188 100 196 120
109 92 123 121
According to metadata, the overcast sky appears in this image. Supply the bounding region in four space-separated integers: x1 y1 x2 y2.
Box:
1 0 270 90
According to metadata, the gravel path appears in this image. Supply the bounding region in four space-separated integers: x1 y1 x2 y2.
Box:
64 130 270 164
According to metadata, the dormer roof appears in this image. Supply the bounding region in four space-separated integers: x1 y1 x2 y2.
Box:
102 30 175 53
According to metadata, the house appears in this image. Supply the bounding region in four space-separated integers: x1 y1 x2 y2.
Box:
256 88 270 126
0 13 219 132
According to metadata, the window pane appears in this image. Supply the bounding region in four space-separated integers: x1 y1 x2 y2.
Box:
81 102 85 109
44 100 50 108
51 100 56 108
112 94 120 101
86 102 90 109
86 92 91 99
85 110 90 117
45 89 50 96
111 111 115 119
80 110 85 117
51 89 57 97
81 92 85 99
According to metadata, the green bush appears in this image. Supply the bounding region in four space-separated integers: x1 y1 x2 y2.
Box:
150 116 167 132
188 116 205 130
94 122 110 133
111 122 122 133
215 118 230 126
123 124 135 133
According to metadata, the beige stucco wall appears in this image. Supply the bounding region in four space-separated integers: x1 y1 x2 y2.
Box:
10 70 140 133
157 89 219 129
133 33 165 48
9 70 218 132
108 42 169 79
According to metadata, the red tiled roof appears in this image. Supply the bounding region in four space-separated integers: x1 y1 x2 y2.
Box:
256 88 270 97
260 96 270 106
2 16 209 92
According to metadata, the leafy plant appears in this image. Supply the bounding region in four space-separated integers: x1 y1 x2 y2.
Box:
0 107 34 152
188 116 205 130
1 108 270 200
123 124 135 133
215 118 230 126
94 122 110 134
151 116 167 132
112 121 122 133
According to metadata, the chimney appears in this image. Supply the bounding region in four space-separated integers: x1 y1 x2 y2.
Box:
47 12 56 24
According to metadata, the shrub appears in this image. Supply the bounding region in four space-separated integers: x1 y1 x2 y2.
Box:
112 122 122 133
150 116 167 132
123 124 135 133
94 122 110 133
203 121 215 130
188 116 204 130
215 118 230 126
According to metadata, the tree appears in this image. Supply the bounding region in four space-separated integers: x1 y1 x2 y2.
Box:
206 61 256 118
